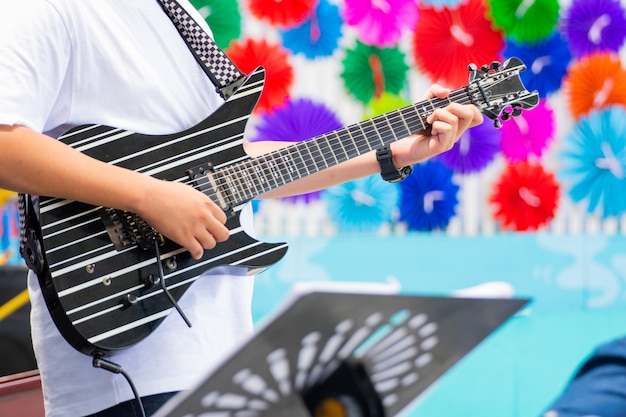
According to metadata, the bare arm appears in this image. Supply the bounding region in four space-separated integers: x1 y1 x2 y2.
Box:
245 84 483 199
0 125 229 260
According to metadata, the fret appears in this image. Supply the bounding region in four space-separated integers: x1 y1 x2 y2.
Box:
374 115 398 146
254 162 271 194
313 140 329 171
318 134 338 166
363 118 385 148
266 153 283 186
330 131 349 163
303 140 322 173
277 149 295 184
338 129 358 158
353 125 370 154
222 166 242 204
393 110 412 139
403 105 425 134
292 144 311 177
242 160 261 199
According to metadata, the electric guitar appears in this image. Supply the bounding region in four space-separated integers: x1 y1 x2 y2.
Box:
30 57 539 356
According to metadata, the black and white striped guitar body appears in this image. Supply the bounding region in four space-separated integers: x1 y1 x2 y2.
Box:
32 58 539 356
37 68 287 355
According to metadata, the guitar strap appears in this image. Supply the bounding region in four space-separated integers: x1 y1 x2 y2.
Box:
18 0 247 272
156 0 247 100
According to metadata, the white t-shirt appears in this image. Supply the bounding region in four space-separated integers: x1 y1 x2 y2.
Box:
0 1 255 416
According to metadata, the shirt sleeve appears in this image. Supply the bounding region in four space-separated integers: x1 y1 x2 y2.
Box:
0 0 71 132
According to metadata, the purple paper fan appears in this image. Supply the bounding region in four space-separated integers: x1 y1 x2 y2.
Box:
561 0 626 58
250 98 343 203
500 99 555 162
399 161 459 231
436 122 501 174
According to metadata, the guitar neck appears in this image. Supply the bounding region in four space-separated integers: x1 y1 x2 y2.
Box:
217 86 472 205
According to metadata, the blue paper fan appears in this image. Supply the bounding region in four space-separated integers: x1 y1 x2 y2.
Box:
323 175 400 233
504 31 572 98
559 105 626 218
561 0 626 58
249 98 343 203
436 121 501 174
398 161 459 231
281 0 343 59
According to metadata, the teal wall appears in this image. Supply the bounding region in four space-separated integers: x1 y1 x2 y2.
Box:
251 233 626 417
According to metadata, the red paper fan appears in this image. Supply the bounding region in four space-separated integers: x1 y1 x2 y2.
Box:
413 0 504 88
248 0 317 28
489 161 559 231
226 38 294 113
563 52 626 120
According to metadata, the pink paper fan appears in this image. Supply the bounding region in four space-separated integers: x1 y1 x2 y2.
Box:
413 0 505 88
500 99 556 162
343 0 419 47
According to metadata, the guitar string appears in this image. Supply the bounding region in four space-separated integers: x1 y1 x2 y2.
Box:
174 90 477 207
167 75 517 210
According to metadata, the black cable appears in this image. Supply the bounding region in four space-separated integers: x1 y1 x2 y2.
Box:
153 239 192 327
93 356 147 417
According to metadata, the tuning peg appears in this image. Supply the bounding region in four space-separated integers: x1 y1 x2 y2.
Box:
490 61 501 71
481 64 490 72
468 63 478 71
512 107 523 117
494 119 503 128
501 110 511 121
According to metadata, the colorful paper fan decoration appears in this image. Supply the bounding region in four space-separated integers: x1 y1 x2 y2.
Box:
436 121 501 175
489 161 559 231
500 99 555 163
413 0 505 88
503 32 572 98
190 0 241 49
563 52 626 120
323 176 400 232
343 0 419 48
281 0 343 59
363 92 410 120
559 106 626 218
560 0 626 58
248 98 343 203
247 0 316 28
226 38 294 113
488 0 560 43
418 0 464 9
341 41 409 104
398 161 459 231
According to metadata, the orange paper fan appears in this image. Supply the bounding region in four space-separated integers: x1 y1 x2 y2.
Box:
563 52 626 120
226 38 294 113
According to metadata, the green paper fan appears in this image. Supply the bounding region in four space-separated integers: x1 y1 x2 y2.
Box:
341 41 409 104
191 0 242 49
488 0 559 43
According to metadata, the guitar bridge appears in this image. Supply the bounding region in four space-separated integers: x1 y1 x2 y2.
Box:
99 207 163 251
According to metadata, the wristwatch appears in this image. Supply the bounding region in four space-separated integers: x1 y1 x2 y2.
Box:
376 146 413 183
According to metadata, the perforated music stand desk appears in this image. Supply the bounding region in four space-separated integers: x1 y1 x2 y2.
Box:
155 286 529 417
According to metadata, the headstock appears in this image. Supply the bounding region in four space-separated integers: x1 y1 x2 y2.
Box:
467 57 540 128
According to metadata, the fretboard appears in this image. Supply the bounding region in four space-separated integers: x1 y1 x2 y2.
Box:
218 86 472 206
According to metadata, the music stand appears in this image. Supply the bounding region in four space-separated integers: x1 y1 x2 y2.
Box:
154 285 529 417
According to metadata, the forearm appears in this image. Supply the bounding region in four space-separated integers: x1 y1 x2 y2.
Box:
243 139 382 199
0 125 153 213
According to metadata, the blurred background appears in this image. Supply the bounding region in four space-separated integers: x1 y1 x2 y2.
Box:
2 0 626 416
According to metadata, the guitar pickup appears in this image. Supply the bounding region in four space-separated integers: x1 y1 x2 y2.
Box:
186 164 231 212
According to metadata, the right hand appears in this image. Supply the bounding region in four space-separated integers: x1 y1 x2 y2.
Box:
136 178 230 260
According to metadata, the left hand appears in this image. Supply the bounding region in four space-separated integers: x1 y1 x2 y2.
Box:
390 84 484 168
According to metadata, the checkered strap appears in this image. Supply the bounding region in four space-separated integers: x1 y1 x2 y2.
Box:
157 0 246 99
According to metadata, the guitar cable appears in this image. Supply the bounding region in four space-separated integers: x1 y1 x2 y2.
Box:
153 239 192 328
92 356 147 417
